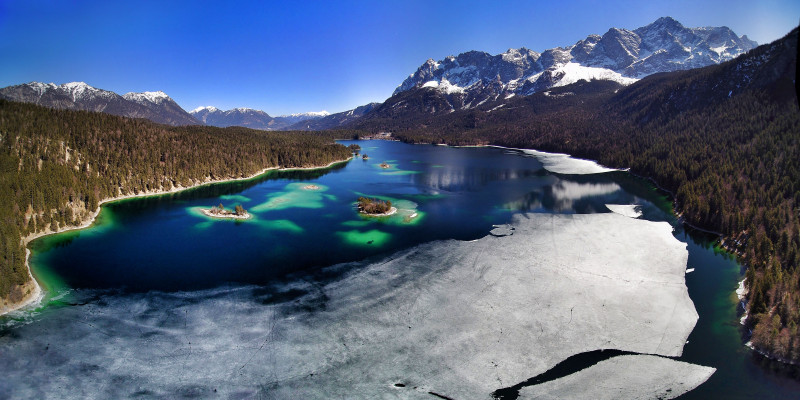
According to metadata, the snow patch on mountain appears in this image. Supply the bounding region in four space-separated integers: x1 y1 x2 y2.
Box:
57 82 117 102
278 111 331 118
551 62 638 88
122 91 171 105
231 107 256 113
191 106 219 113
422 78 466 94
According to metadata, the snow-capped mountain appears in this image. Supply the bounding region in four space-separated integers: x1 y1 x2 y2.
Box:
189 107 331 130
275 111 331 125
393 17 757 111
122 90 199 125
190 107 273 130
122 91 171 105
190 106 221 123
0 82 199 126
1 82 126 112
287 103 381 131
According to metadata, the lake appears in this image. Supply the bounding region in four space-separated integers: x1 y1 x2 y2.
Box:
2 140 799 398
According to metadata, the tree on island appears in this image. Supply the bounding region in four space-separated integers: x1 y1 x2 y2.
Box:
348 144 361 154
357 197 392 214
234 204 246 215
362 154 369 160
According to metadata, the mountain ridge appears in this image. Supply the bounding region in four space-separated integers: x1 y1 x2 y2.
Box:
0 17 762 131
188 107 330 130
388 16 756 115
0 82 200 126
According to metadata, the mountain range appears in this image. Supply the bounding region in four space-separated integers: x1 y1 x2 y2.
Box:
0 82 199 126
0 17 758 130
385 16 756 116
190 106 330 130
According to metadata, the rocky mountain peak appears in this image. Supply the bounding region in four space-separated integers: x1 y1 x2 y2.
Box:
391 17 758 113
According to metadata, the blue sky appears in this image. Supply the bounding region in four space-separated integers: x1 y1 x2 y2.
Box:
1 0 797 115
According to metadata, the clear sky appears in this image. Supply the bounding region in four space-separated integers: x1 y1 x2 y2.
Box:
1 0 797 115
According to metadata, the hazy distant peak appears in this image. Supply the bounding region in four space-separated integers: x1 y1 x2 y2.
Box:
279 111 331 118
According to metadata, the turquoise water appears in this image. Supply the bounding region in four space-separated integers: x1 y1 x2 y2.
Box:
28 142 646 292
3 140 799 397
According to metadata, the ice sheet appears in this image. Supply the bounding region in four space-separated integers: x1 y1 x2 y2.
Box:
0 213 703 399
606 204 643 218
518 355 715 399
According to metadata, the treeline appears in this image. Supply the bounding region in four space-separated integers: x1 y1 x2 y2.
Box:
351 29 800 361
0 100 352 302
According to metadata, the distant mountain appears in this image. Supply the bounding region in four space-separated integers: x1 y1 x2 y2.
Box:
0 82 199 126
122 91 200 125
189 107 330 130
386 17 756 115
274 111 330 125
190 106 274 130
287 103 381 131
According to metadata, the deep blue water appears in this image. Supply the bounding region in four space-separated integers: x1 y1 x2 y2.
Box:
29 142 648 292
5 140 800 398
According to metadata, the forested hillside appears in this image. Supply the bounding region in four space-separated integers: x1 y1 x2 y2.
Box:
0 100 352 308
353 28 800 362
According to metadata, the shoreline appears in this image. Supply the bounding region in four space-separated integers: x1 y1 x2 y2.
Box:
2 156 352 317
359 206 398 217
200 209 252 220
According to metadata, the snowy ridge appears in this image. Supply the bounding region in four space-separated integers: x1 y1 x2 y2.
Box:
57 82 117 102
278 111 331 118
550 62 637 88
0 81 199 126
122 91 171 105
4 81 118 102
191 106 220 113
395 17 756 107
231 107 257 113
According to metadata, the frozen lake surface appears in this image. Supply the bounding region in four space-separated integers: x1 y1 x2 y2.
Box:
0 213 710 399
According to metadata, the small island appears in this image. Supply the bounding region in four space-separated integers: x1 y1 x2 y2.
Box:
379 162 390 169
357 197 397 217
362 154 369 160
202 203 251 219
302 184 321 190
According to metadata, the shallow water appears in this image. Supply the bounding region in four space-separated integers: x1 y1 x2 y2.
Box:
2 140 799 398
